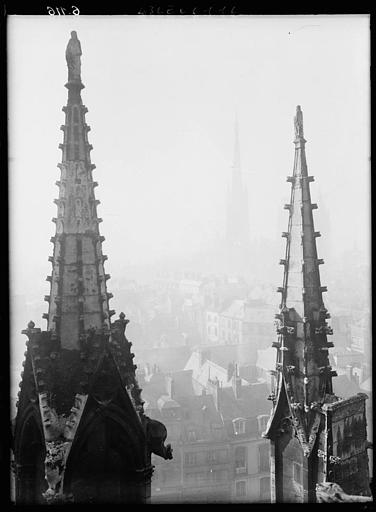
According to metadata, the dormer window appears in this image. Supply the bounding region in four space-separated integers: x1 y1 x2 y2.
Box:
233 418 246 435
257 414 270 435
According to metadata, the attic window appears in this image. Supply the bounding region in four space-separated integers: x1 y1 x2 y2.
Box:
233 418 246 435
257 415 270 435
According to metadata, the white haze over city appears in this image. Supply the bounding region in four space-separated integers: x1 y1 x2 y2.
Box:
8 15 370 395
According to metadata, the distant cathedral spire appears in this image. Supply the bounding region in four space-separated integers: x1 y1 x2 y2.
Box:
226 115 250 251
233 111 241 171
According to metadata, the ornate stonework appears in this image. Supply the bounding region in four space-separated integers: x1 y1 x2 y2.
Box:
13 32 172 505
263 107 371 502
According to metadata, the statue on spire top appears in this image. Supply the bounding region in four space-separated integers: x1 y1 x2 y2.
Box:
294 105 304 139
66 31 82 82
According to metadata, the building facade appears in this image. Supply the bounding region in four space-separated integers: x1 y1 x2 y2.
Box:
144 361 271 502
263 106 371 502
13 32 171 504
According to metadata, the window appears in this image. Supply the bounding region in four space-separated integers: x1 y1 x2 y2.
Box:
235 480 246 497
234 446 247 474
258 444 270 473
185 452 197 465
207 450 215 463
233 418 246 435
187 429 197 442
260 476 270 502
257 415 270 435
293 462 302 485
208 449 226 463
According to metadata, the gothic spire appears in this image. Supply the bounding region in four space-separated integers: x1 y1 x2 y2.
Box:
264 106 336 456
226 114 250 250
14 33 171 505
45 32 112 349
233 112 241 172
281 105 325 317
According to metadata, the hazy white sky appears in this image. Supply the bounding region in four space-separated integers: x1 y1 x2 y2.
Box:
8 15 370 301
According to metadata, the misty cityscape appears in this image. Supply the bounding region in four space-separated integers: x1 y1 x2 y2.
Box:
9 16 371 504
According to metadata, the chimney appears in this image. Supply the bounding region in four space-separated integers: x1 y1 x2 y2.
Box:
227 361 235 381
232 364 242 399
166 375 175 400
208 376 221 412
198 348 210 367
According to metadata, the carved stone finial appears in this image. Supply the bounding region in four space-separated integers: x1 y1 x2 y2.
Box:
66 31 82 82
294 105 304 139
28 320 35 329
119 312 126 320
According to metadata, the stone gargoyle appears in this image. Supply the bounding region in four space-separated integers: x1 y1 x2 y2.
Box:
145 417 173 460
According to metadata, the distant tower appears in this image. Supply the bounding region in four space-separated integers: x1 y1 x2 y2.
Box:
263 106 371 502
225 115 251 273
13 32 172 504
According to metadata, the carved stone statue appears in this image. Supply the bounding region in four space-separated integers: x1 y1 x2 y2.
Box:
294 105 304 138
66 31 82 82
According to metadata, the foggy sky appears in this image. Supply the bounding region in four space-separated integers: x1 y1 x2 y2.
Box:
8 16 370 375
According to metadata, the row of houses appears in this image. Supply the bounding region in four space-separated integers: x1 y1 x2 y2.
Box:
141 362 271 503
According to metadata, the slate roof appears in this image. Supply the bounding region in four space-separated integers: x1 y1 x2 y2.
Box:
195 344 259 369
219 381 270 421
220 299 275 323
137 345 192 373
